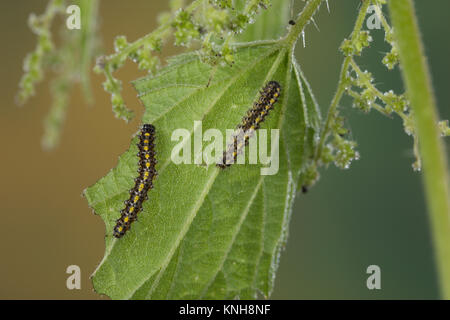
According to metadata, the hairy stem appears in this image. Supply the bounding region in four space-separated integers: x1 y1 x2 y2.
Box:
314 0 371 161
284 0 323 48
389 0 450 299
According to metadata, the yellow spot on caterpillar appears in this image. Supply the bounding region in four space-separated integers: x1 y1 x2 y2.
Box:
265 105 270 110
274 92 279 97
233 152 237 156
118 226 123 232
139 183 145 191
133 195 139 202
124 217 129 223
143 146 149 151
144 133 150 136
145 154 150 159
129 207 135 213
146 162 150 168
255 117 261 122
144 139 149 144
270 98 275 104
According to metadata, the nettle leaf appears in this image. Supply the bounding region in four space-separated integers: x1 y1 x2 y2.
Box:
236 0 290 43
84 42 320 299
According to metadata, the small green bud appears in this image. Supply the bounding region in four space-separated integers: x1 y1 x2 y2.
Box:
111 93 124 106
209 0 232 9
301 164 320 187
102 77 121 93
382 47 399 70
354 70 373 88
172 9 200 46
114 35 128 52
221 43 235 65
402 114 415 136
353 31 372 55
340 39 354 57
385 29 395 44
39 33 53 52
231 14 250 33
333 138 359 170
321 144 334 164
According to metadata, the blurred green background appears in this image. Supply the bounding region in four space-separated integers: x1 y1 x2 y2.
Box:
0 0 449 299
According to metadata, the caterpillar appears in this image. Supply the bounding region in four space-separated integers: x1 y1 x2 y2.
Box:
113 124 158 238
217 81 281 169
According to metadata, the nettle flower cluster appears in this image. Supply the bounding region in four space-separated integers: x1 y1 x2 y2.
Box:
17 0 99 149
96 0 271 121
17 0 65 105
320 0 449 171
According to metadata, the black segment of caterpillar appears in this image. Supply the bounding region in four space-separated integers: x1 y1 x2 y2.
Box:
217 81 281 169
113 124 158 238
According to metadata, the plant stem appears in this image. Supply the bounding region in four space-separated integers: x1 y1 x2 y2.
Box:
79 0 99 104
314 0 371 161
284 0 323 48
105 0 203 66
388 0 450 299
373 1 391 33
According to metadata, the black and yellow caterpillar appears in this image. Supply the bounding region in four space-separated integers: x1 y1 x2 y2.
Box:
113 124 158 238
217 81 281 168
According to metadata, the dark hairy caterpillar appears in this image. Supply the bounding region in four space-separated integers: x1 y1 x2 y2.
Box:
217 81 281 169
113 124 158 238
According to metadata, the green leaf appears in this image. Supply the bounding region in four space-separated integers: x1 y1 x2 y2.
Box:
84 42 320 299
293 58 322 172
236 0 291 42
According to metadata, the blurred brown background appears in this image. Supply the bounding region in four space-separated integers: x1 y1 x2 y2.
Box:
0 1 449 299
